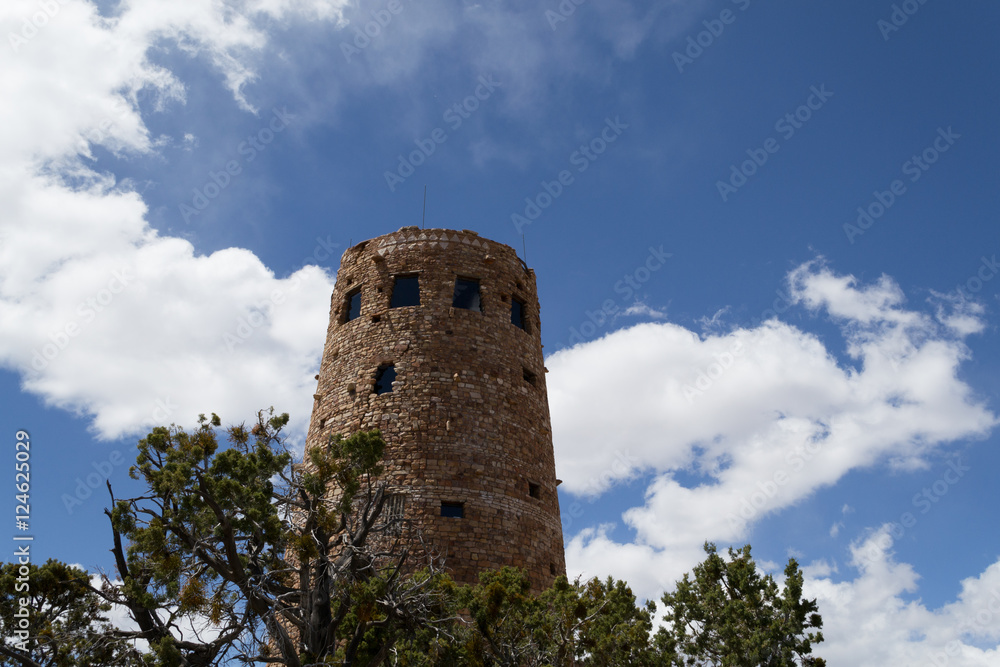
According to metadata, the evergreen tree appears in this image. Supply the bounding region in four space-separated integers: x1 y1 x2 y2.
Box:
0 559 146 666
1 411 826 667
655 543 825 667
100 409 452 666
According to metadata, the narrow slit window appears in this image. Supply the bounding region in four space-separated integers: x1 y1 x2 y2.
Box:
528 482 540 499
453 278 482 312
374 364 396 395
511 297 527 330
344 288 361 322
390 275 420 308
384 494 406 535
523 368 537 387
440 501 464 518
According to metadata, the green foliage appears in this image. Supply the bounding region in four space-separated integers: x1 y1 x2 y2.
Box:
397 549 824 667
101 408 457 666
383 567 658 667
550 575 658 666
6 408 825 667
0 559 146 666
0 550 824 666
656 543 826 667
460 566 550 664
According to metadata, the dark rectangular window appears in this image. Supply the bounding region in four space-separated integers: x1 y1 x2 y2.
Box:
453 278 482 312
344 288 361 322
390 275 420 308
374 364 396 395
528 482 540 499
440 501 464 518
511 297 526 330
523 368 537 387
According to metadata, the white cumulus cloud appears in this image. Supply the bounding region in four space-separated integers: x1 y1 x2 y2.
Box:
807 528 1000 666
549 261 995 588
0 0 348 439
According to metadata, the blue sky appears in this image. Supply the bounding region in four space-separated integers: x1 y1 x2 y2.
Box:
1 0 998 662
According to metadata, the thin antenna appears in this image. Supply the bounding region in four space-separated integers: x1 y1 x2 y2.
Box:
421 186 427 229
522 233 526 264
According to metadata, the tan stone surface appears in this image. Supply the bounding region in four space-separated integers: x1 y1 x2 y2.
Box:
306 226 566 589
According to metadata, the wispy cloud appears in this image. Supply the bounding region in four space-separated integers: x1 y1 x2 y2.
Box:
623 301 668 319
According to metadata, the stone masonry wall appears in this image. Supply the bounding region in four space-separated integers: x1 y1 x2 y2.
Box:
305 226 566 590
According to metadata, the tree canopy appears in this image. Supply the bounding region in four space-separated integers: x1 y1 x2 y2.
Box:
656 543 826 667
0 559 146 666
0 411 825 666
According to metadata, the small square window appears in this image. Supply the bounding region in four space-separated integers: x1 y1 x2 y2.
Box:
528 482 540 499
453 278 482 311
390 275 420 308
374 364 396 395
344 288 361 322
440 501 464 518
511 297 527 331
523 368 537 387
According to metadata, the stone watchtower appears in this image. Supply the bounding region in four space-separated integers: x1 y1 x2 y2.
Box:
306 227 565 589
